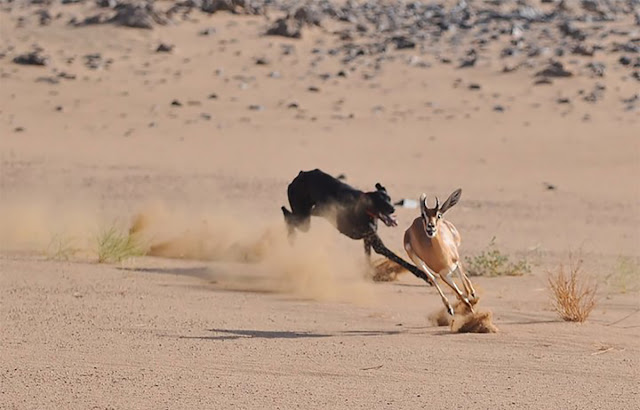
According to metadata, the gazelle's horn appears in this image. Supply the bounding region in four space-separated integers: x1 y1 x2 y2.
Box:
435 196 440 210
420 193 428 216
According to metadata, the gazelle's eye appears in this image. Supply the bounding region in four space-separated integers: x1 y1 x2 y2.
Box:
437 213 443 219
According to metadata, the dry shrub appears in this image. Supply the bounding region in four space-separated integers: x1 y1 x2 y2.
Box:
371 258 406 282
547 258 597 323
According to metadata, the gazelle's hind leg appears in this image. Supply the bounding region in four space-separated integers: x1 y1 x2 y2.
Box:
456 265 476 301
404 242 455 316
440 264 475 313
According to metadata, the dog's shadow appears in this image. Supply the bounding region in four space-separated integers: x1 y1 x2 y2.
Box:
174 328 408 341
120 266 211 278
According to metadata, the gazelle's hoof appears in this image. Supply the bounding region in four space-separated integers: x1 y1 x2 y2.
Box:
447 305 455 316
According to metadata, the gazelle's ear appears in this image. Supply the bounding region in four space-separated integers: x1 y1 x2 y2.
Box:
375 183 386 192
420 193 428 219
439 188 462 214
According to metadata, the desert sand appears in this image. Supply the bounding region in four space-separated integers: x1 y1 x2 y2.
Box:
1 1 639 409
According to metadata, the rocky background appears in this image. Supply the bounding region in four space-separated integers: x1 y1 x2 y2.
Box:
2 0 639 118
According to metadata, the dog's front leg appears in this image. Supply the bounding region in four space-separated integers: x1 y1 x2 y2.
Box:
367 234 434 286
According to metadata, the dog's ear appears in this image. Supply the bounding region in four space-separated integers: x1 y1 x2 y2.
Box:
375 183 386 192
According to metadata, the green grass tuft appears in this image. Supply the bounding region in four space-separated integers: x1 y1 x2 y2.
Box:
45 233 77 261
96 224 146 263
465 237 531 277
605 256 640 294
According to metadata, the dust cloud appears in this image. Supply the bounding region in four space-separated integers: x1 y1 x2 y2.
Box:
0 198 377 305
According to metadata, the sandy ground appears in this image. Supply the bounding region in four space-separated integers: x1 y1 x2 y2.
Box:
1 2 640 409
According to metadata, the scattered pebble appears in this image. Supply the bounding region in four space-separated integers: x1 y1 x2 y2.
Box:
13 51 48 66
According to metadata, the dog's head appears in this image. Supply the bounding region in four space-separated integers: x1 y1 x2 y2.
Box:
365 183 397 227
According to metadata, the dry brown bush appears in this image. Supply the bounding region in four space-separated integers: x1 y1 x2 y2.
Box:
547 258 598 323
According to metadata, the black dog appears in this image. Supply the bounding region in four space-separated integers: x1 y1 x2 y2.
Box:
281 169 433 285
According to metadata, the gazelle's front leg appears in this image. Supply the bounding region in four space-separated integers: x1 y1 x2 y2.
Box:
440 263 475 313
405 244 454 316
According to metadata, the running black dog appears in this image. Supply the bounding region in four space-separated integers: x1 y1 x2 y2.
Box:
281 169 433 285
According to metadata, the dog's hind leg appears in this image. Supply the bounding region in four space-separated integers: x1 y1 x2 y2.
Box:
363 239 372 258
286 183 312 232
281 206 297 238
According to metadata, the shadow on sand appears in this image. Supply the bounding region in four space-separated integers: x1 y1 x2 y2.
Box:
175 328 405 341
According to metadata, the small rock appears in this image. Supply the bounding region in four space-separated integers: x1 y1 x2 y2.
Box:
535 61 573 78
586 62 606 77
557 98 571 104
109 3 165 30
493 105 505 112
255 57 269 65
208 93 218 99
534 78 553 85
37 10 52 26
287 102 299 109
583 83 606 103
171 99 182 107
156 43 173 53
292 6 322 26
13 51 48 66
572 44 594 56
543 182 557 190
58 72 76 80
14 127 24 132
199 27 217 36
558 21 586 41
36 76 59 84
265 18 301 39
458 49 477 68
619 56 631 66
391 36 416 50
97 0 117 8
308 86 320 92
468 83 481 90
248 104 264 111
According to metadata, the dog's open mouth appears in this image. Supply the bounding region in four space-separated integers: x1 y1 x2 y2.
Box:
378 213 398 227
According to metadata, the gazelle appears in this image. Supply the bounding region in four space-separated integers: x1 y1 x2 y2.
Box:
403 189 476 316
